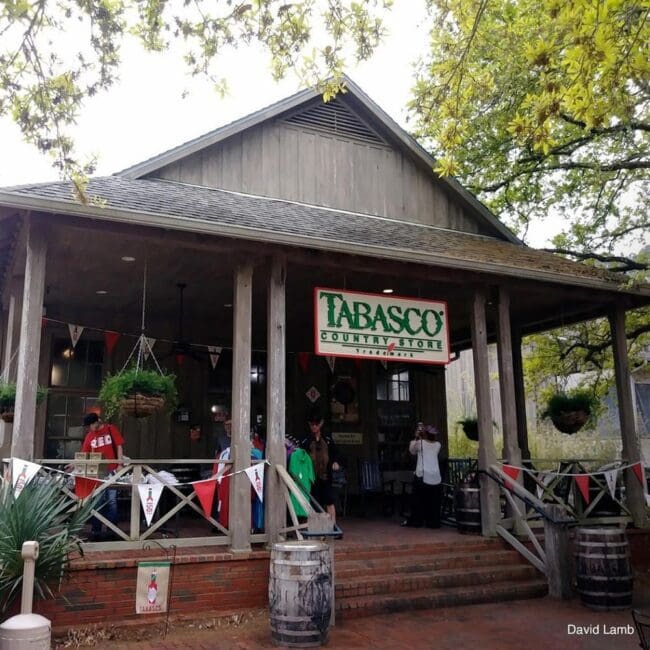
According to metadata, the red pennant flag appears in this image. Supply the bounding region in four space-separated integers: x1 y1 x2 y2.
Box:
104 331 120 356
41 317 49 329
353 358 363 371
502 464 521 489
176 353 186 366
192 479 217 518
297 352 310 373
632 462 645 487
575 475 590 504
74 476 101 499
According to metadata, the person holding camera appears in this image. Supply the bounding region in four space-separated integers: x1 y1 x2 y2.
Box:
401 422 442 529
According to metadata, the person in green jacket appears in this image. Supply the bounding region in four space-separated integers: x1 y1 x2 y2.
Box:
288 447 315 518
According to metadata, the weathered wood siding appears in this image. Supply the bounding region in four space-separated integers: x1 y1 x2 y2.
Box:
150 121 489 235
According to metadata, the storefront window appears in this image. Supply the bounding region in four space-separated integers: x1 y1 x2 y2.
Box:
45 337 104 459
376 369 410 401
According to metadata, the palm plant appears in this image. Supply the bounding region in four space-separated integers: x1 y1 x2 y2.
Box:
0 475 97 612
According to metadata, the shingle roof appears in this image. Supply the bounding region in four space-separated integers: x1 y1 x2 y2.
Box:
0 175 645 294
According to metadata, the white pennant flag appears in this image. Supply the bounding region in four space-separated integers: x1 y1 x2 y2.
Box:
245 462 265 503
536 472 553 500
68 323 84 348
143 337 156 361
325 356 336 373
12 458 42 498
138 483 164 526
380 359 388 370
604 469 619 500
208 346 222 370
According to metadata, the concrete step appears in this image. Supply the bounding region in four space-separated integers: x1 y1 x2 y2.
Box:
336 563 539 599
335 549 528 579
336 578 549 619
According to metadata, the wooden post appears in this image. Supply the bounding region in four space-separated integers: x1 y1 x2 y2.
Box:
12 218 47 461
544 504 572 599
470 287 500 536
0 278 23 458
230 262 253 552
496 289 524 535
609 303 647 528
511 325 530 460
266 254 286 546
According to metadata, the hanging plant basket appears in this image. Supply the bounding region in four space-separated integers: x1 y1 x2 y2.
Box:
120 393 166 419
550 410 589 434
542 390 597 435
0 381 47 424
459 419 479 441
100 365 177 420
0 409 14 423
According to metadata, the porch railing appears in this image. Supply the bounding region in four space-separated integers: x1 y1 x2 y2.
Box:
34 458 248 550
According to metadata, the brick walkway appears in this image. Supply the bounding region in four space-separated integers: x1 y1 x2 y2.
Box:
80 598 640 649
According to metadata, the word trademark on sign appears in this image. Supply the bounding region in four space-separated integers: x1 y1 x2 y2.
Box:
314 288 450 364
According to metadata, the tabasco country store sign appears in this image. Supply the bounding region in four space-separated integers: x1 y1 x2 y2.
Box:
314 287 450 364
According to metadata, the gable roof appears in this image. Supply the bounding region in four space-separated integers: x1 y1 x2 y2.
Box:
1 176 647 302
118 76 521 245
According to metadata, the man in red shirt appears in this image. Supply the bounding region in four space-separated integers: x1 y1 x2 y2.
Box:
81 413 125 541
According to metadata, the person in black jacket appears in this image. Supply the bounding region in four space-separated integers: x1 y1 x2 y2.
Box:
301 409 343 524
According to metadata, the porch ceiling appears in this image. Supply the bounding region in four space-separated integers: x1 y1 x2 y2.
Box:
24 219 638 357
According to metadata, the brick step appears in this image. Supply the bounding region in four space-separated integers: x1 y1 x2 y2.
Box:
334 538 506 561
335 578 548 619
336 563 538 599
335 549 527 579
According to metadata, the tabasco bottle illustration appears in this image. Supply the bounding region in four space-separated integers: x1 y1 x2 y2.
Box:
145 487 154 519
254 468 262 494
14 464 29 494
147 571 158 605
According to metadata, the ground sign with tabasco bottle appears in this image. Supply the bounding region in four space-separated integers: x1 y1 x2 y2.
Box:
136 562 171 614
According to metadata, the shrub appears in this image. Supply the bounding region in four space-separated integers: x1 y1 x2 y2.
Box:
0 381 48 410
0 475 96 612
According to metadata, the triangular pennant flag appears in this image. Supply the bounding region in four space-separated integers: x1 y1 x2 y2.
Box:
325 356 336 373
68 323 84 348
74 476 101 499
502 464 521 490
143 337 156 361
41 317 49 329
575 474 590 504
138 483 164 526
380 359 388 370
245 463 265 503
604 469 618 500
353 358 363 371
12 458 42 498
632 462 645 487
297 352 310 373
176 354 186 366
208 346 222 370
104 331 120 356
536 472 553 500
192 479 217 518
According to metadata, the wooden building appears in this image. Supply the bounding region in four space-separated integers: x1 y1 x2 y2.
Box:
0 77 649 554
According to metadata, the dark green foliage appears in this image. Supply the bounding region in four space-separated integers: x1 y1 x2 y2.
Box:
0 381 48 409
0 475 97 612
99 366 178 418
541 389 598 419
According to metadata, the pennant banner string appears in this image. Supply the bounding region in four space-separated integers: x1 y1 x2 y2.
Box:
499 461 641 478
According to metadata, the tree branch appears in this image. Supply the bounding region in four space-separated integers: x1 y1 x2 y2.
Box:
542 248 649 272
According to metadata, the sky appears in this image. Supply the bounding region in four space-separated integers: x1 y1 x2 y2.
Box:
0 4 555 247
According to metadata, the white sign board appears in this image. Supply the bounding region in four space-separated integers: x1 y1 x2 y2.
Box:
314 287 450 364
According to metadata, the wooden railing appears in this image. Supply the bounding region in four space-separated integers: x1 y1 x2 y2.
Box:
35 458 243 550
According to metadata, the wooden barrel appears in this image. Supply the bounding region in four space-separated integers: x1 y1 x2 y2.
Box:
454 484 481 534
269 541 332 647
576 527 633 610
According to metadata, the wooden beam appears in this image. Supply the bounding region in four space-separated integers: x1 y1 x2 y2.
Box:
497 289 524 535
12 216 47 460
511 324 530 460
470 287 500 536
608 303 647 528
230 262 253 552
265 254 287 545
544 504 573 598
